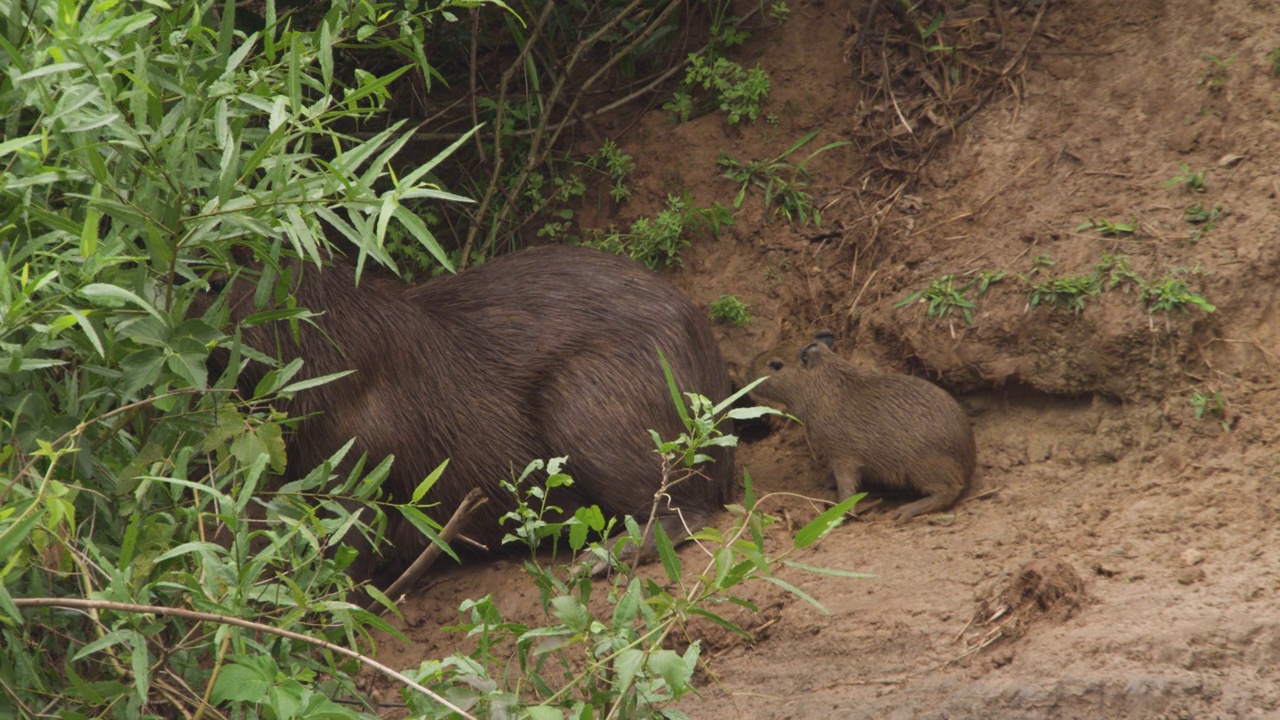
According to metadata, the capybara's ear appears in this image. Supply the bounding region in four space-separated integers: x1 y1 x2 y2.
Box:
814 330 835 350
800 341 826 368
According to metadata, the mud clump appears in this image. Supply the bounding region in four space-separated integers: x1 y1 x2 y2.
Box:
746 332 976 520
977 558 1089 637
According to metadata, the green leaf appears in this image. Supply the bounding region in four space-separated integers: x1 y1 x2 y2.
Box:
569 504 604 550
612 578 641 631
278 369 354 394
551 595 590 633
0 501 40 575
613 648 645 694
0 583 22 624
526 707 563 720
657 349 690 427
80 184 102 258
391 205 453 273
120 348 166 395
782 560 876 579
398 506 457 562
647 648 692 693
411 459 449 503
687 607 753 640
129 630 150 701
762 575 829 614
73 629 132 662
210 664 271 704
653 519 681 583
793 493 864 549
79 284 165 323
0 134 42 159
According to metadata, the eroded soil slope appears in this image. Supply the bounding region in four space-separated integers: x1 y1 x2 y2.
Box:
376 1 1280 717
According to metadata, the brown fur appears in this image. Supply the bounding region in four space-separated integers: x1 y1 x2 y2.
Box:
747 335 975 520
209 246 734 582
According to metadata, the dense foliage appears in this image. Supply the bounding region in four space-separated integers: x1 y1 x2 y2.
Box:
0 0 476 715
0 0 851 717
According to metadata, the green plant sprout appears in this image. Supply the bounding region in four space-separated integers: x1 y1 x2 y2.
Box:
1198 53 1236 90
1141 272 1216 315
709 294 753 326
1095 253 1142 291
1075 216 1138 237
585 194 733 270
1027 274 1101 314
1189 390 1229 430
1181 201 1226 244
1183 200 1225 225
896 275 975 324
718 131 850 225
668 54 771 124
1164 164 1207 193
586 139 637 203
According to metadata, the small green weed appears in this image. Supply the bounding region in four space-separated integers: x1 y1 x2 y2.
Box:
1199 53 1236 90
1029 253 1056 275
1181 201 1226 244
663 91 695 122
709 294 753 326
769 0 791 23
1183 200 1225 225
719 131 850 225
1164 164 1207 193
1268 46 1280 76
896 275 973 324
1027 274 1101 314
669 54 771 124
1198 52 1228 89
585 139 637 203
524 169 587 242
1142 271 1216 315
915 11 953 54
585 194 733 270
763 257 792 284
1095 253 1142 291
896 271 1006 325
1075 215 1138 237
1189 390 1229 430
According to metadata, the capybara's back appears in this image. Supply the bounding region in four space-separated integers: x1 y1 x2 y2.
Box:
219 245 734 582
747 334 974 520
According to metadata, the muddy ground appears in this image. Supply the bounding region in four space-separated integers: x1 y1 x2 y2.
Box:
373 0 1280 717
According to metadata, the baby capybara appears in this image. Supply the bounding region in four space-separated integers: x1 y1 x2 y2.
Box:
206 245 734 583
747 332 975 520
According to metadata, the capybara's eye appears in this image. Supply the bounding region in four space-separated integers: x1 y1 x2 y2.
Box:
768 361 783 371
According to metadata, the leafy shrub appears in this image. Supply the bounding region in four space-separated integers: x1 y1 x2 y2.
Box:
0 0 478 715
709 294 753 326
585 194 732 271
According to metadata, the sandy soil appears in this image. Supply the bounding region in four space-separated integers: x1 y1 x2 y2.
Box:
373 1 1280 717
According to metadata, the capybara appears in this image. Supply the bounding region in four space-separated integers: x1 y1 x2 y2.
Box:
747 332 975 520
205 245 734 583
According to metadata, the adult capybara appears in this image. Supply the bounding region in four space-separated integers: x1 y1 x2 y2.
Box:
747 332 975 520
206 245 734 583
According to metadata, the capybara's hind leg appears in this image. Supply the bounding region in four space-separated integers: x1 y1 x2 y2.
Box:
889 455 966 522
